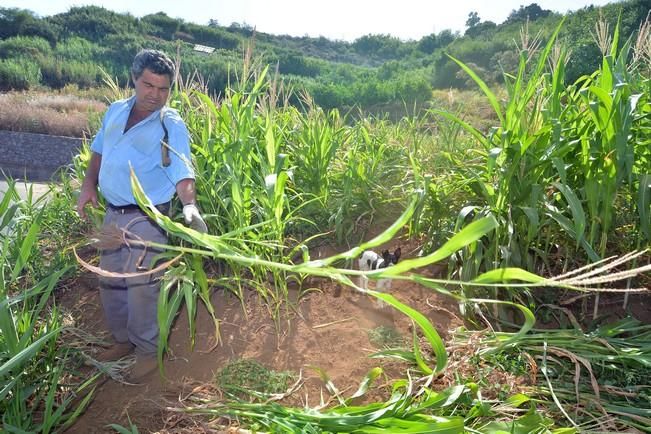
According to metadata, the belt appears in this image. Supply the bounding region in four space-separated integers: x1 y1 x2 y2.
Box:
107 201 170 215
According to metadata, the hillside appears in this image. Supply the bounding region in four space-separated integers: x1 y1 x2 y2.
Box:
0 0 649 110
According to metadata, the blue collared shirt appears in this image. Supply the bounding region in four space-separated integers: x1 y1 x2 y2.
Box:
91 96 194 206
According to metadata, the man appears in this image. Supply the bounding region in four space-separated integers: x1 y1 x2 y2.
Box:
77 49 207 382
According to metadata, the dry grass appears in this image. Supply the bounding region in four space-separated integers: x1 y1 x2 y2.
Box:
0 91 106 137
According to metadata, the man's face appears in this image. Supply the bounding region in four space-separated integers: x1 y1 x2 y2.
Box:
132 68 171 113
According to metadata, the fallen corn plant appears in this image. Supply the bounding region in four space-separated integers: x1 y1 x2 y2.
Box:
75 170 649 374
169 375 577 433
454 314 651 432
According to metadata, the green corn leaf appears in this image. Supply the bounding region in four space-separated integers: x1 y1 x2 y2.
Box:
472 267 547 284
0 373 21 402
157 277 184 374
369 349 416 364
412 325 433 375
430 109 488 148
10 215 41 280
182 270 197 350
382 215 498 276
446 55 504 125
638 174 650 241
546 210 600 262
552 182 586 247
0 203 19 234
370 291 447 374
345 367 383 403
0 329 59 377
478 409 569 434
360 416 465 433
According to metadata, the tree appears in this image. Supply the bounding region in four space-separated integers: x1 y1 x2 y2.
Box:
0 8 32 38
466 11 481 28
352 34 403 59
465 20 497 38
505 3 551 24
437 29 457 47
141 12 181 40
0 7 55 43
417 34 438 54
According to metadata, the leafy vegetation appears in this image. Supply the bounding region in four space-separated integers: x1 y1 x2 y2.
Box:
215 358 294 400
0 180 97 433
368 325 405 348
0 0 649 112
1 6 649 433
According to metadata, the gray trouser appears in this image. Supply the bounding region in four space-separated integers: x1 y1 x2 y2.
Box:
99 208 167 355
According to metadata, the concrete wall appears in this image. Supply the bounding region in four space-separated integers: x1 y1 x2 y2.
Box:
0 130 83 181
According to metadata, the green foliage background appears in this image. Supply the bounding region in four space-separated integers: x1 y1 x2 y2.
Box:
0 0 649 111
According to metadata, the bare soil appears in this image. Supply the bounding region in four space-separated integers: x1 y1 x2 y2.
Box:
57 237 463 433
57 240 650 434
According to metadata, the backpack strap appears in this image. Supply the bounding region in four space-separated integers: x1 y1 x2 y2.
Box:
159 108 171 167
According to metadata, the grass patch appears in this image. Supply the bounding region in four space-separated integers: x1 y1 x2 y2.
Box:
368 325 405 348
215 358 294 400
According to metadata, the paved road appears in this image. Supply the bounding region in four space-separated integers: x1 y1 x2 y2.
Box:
0 180 52 202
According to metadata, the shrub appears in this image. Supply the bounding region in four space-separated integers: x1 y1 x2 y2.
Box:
0 58 41 90
0 35 51 58
54 36 100 61
39 57 100 89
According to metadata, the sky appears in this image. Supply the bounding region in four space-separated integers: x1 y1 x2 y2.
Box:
4 0 621 41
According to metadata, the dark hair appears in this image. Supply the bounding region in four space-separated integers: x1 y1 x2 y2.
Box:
131 49 175 82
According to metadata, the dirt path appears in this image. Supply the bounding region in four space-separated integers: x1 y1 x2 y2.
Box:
60 251 461 433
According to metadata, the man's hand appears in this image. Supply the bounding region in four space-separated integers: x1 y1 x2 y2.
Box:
183 204 208 233
77 186 98 219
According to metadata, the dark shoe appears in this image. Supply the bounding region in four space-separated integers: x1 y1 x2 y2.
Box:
95 342 134 362
126 355 159 383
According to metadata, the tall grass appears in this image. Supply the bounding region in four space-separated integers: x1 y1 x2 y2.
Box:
0 180 96 432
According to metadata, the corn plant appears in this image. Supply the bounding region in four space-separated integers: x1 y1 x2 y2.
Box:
553 18 650 315
172 67 303 317
328 118 411 244
425 18 650 321
176 378 577 433
424 22 568 322
0 181 96 432
123 170 649 368
287 97 347 207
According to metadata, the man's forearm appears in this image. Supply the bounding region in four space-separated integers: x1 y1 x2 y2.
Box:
175 178 197 206
83 152 102 189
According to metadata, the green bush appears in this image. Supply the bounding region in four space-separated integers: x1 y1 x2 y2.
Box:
183 22 240 50
39 57 99 89
141 12 181 40
49 6 139 42
54 36 100 61
0 35 51 58
0 58 41 90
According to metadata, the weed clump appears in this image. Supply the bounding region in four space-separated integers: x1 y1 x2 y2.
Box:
368 325 404 348
215 358 294 400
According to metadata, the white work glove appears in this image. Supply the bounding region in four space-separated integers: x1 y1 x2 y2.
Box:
183 204 208 233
